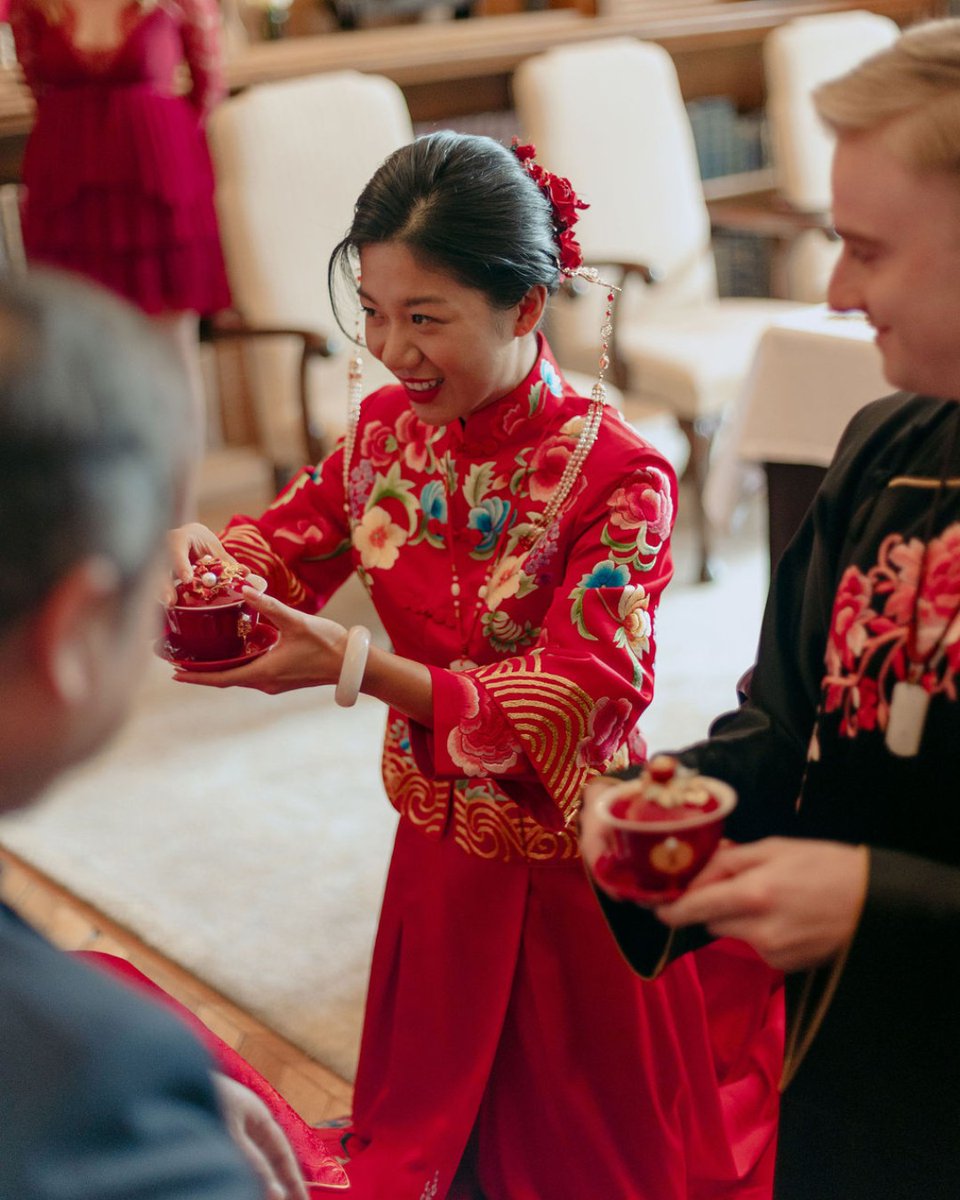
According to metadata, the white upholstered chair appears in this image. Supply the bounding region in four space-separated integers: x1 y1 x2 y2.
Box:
207 70 413 479
763 10 899 301
513 38 808 580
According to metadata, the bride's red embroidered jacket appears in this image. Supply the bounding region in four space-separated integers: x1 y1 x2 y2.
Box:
222 342 677 863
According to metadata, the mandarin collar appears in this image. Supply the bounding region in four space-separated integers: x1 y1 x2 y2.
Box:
443 336 569 453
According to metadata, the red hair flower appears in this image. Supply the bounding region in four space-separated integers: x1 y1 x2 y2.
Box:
511 139 589 274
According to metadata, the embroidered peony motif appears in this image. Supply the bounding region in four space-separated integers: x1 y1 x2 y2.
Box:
419 479 447 524
395 409 437 473
353 504 408 571
607 468 674 556
528 432 576 503
540 359 564 397
916 523 960 660
468 496 514 555
607 721 649 773
569 565 650 682
577 559 630 591
826 566 874 676
576 695 634 768
448 676 524 776
360 419 397 468
823 525 960 739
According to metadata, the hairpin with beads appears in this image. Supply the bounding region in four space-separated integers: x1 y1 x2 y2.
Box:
511 139 619 405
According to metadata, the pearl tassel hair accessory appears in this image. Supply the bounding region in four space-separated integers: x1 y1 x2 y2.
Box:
342 264 364 526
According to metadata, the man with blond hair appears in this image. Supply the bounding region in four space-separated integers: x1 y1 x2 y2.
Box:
586 19 960 1199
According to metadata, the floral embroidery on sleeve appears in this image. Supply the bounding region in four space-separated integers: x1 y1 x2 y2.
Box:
604 467 674 565
575 696 635 768
360 419 397 468
447 675 525 776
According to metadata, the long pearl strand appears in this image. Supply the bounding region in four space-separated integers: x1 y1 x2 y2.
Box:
447 282 618 667
342 276 364 526
515 283 615 547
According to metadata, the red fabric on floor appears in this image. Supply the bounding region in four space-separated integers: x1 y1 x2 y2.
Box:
76 951 348 1191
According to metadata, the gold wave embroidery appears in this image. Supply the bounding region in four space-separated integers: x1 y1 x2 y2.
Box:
380 719 579 863
453 791 523 861
382 737 448 839
222 523 309 608
472 658 595 822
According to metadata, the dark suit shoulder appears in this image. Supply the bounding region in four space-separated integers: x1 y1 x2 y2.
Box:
832 392 948 471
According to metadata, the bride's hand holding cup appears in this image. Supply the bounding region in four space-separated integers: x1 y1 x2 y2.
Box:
170 588 350 693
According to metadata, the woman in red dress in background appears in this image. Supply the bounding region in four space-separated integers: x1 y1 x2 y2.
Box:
9 0 230 472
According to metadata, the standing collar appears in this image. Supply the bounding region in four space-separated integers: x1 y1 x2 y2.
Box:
445 335 571 452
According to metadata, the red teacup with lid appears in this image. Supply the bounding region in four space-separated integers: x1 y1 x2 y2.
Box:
165 556 266 661
580 755 737 905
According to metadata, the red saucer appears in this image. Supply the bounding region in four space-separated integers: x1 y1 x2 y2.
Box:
155 622 280 673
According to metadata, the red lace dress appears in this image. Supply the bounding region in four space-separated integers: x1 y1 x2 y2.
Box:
10 0 230 315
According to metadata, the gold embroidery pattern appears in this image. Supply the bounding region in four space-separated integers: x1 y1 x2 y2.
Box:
515 812 580 862
380 716 579 862
222 523 310 608
450 787 579 862
472 659 595 822
453 791 524 861
382 737 448 840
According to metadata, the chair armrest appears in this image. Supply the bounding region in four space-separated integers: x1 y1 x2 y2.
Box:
200 311 341 466
578 259 662 287
708 199 837 244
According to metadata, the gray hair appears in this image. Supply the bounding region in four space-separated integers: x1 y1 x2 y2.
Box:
0 271 191 636
814 18 960 174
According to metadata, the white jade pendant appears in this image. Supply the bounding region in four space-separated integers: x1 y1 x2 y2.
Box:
885 680 931 758
449 657 479 672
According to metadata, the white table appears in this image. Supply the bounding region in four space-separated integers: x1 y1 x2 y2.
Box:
708 305 891 566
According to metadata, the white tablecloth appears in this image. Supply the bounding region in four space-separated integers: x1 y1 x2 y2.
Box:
707 305 891 526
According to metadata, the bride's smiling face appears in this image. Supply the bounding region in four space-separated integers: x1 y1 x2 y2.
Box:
358 242 545 427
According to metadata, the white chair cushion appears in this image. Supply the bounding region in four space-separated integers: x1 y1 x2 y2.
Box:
209 71 413 465
514 39 716 303
764 11 899 213
617 298 807 422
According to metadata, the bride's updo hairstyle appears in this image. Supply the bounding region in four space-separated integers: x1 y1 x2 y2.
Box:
329 131 562 337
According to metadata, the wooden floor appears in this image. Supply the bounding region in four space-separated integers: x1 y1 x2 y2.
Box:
0 845 353 1126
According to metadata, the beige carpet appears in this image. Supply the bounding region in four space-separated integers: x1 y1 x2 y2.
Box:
0 497 768 1083
0 616 396 1083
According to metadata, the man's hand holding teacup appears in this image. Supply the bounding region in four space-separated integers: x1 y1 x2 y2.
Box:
654 837 870 972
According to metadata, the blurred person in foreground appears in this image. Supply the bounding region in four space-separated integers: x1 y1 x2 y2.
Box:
584 19 960 1200
0 271 312 1200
